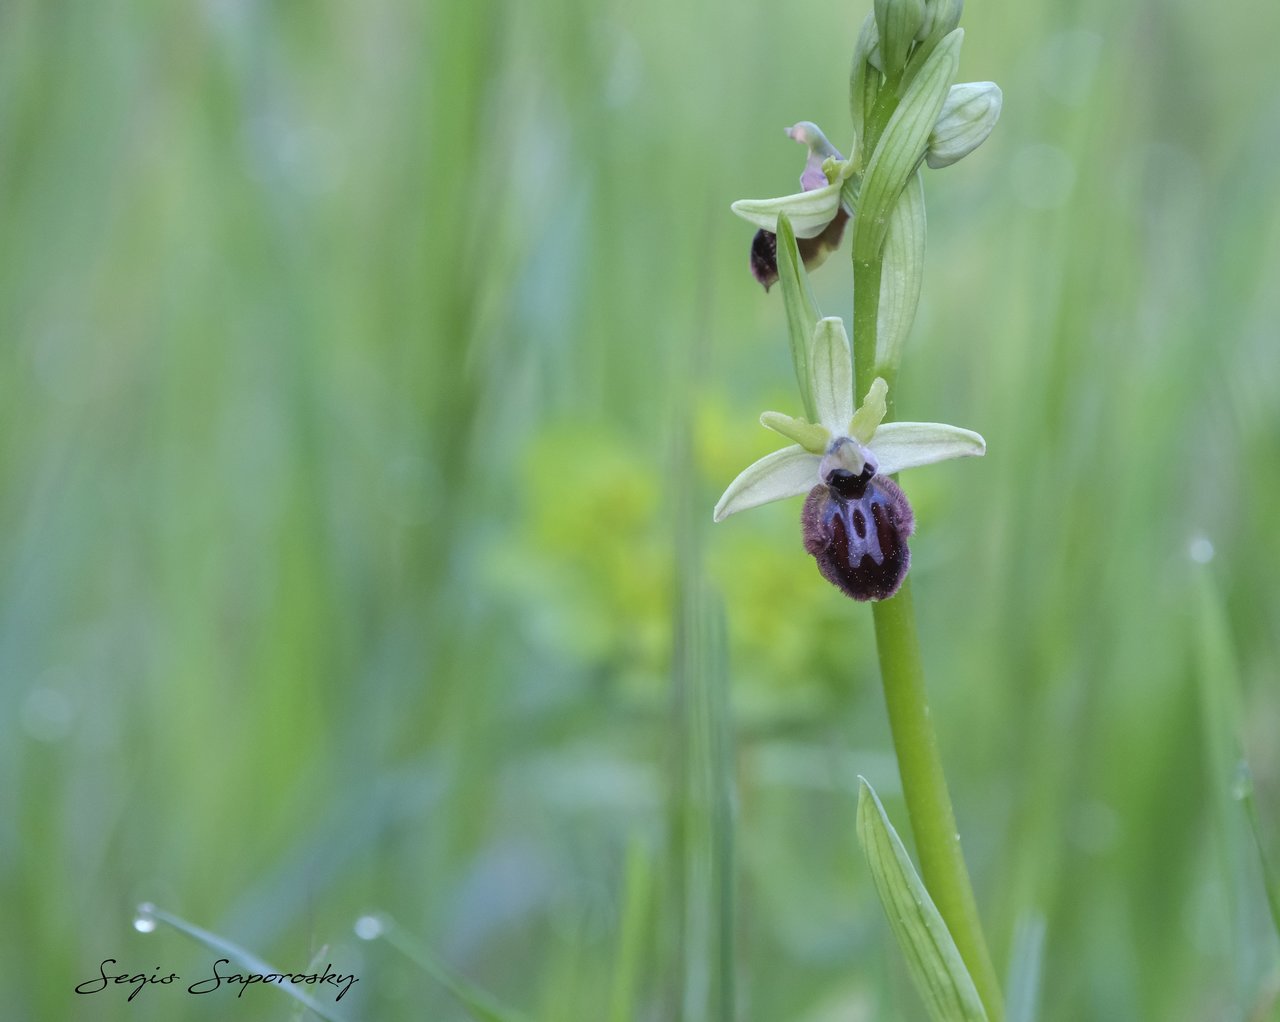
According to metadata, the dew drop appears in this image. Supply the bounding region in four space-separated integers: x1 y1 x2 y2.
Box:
1188 533 1215 564
1230 762 1253 801
133 903 157 934
354 914 384 940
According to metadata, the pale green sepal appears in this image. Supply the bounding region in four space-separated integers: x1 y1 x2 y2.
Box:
776 214 821 421
760 411 830 454
809 317 855 436
856 778 989 1022
848 12 881 141
876 170 926 373
712 445 820 522
849 377 889 443
731 173 847 239
853 29 961 263
875 0 926 80
868 420 986 476
927 81 1002 169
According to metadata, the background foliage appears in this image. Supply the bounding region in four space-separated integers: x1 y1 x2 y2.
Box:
4 0 1279 1019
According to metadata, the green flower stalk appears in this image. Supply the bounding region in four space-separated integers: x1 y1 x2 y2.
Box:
714 0 1005 1017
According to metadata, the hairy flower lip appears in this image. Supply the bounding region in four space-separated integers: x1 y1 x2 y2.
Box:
803 472 914 601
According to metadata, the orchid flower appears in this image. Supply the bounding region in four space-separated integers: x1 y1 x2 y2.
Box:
730 122 855 291
730 79 1000 291
713 317 985 600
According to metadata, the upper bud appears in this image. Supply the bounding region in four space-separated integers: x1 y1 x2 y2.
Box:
874 0 926 78
926 80 1002 169
918 0 963 49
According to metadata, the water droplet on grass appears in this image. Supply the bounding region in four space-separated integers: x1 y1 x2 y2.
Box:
1188 533 1214 563
1230 762 1253 801
354 914 384 940
133 904 157 933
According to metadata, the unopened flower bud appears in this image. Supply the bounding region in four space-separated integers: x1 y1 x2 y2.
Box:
919 0 963 46
926 80 1001 169
875 0 926 77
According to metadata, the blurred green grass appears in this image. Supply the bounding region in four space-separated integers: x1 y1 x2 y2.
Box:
4 0 1280 1019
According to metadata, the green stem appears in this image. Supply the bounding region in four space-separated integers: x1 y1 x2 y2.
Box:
871 585 1004 1020
852 256 882 399
853 173 1003 1017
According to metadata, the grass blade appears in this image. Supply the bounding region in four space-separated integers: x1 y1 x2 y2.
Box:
608 840 655 1022
1004 914 1045 1022
361 913 530 1022
135 903 355 1022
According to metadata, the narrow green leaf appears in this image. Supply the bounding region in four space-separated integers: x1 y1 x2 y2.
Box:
855 779 988 1022
776 213 821 421
1005 914 1046 1022
853 29 960 264
373 914 532 1022
608 841 655 1022
876 169 927 374
1194 568 1280 949
1237 765 1280 941
136 903 355 1022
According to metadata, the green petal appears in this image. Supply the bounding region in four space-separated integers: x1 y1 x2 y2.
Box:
731 179 845 240
712 445 820 522
760 411 830 454
868 421 986 475
809 318 855 436
849 377 889 443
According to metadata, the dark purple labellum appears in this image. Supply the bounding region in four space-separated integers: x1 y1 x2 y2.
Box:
748 208 851 292
801 470 915 601
749 229 780 291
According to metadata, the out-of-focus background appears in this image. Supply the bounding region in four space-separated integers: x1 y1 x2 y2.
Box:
4 0 1279 1019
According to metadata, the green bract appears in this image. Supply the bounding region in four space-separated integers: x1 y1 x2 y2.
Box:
712 316 984 522
853 28 960 262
